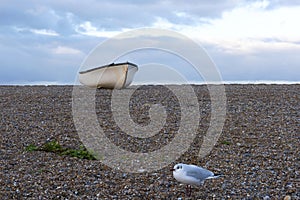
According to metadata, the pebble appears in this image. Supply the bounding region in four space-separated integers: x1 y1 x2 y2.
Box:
0 85 299 199
284 195 291 200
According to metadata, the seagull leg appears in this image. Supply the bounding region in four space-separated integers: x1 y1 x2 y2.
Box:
186 185 192 196
185 185 189 196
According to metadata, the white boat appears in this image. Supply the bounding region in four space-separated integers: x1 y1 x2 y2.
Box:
78 62 138 89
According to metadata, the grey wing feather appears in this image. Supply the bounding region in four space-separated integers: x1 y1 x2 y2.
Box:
185 166 214 180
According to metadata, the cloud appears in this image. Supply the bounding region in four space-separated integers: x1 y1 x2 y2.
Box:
74 21 125 38
1 0 300 84
52 46 82 55
31 29 59 36
15 27 59 36
1 0 239 36
148 0 300 55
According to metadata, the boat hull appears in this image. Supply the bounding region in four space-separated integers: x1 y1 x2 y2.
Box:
78 62 138 89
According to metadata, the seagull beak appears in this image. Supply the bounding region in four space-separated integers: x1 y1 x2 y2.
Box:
170 168 175 171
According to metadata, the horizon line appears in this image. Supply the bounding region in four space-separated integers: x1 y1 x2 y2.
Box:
0 80 299 86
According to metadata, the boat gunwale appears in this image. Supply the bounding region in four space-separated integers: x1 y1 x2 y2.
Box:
79 62 138 74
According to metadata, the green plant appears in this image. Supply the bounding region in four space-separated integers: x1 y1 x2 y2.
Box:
221 140 231 145
41 140 63 152
25 144 39 152
25 140 96 160
61 146 96 160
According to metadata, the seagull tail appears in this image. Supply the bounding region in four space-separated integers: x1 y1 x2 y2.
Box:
206 173 223 179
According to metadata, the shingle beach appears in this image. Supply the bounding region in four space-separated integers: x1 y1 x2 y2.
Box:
1 84 299 199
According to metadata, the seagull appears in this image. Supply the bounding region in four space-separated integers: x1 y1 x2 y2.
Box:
171 163 222 196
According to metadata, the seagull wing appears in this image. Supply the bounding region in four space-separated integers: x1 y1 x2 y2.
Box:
185 165 214 182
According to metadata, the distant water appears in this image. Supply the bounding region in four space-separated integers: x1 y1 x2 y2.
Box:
1 80 299 86
0 81 73 86
132 80 300 85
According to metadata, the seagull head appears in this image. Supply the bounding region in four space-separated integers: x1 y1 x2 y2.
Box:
171 163 184 173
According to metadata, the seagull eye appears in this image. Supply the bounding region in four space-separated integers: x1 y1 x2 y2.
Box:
176 166 180 170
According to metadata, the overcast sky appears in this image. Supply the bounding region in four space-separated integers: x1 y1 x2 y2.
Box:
0 0 300 84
